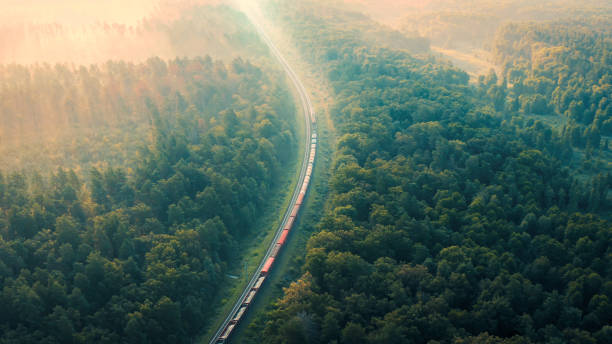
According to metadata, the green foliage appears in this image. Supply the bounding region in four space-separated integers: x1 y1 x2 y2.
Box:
492 21 611 143
251 1 612 343
0 55 296 342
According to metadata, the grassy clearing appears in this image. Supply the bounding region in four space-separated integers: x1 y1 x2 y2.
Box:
431 46 499 82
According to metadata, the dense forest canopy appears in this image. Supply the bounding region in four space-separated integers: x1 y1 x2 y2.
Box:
492 21 612 134
0 54 298 342
482 19 612 180
0 2 303 342
0 0 611 343
245 1 612 343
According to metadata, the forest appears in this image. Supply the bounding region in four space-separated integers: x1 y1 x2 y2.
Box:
491 21 611 142
0 0 610 343
392 0 612 50
0 54 297 342
244 1 611 343
0 4 269 173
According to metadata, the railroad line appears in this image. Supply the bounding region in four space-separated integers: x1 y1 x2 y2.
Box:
208 5 317 344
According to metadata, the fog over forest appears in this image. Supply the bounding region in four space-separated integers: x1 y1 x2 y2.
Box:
0 0 230 64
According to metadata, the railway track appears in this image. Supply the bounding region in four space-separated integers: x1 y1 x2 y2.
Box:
208 5 316 344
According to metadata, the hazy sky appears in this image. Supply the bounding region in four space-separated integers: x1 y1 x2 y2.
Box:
0 0 160 25
0 0 227 64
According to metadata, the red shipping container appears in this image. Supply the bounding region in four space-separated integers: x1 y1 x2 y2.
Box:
277 229 289 245
261 257 275 275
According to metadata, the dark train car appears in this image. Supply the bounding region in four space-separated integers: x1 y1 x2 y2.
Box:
218 324 235 342
231 306 247 324
253 276 266 291
244 290 257 305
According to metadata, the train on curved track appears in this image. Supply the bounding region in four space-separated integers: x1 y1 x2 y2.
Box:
215 118 317 343
209 6 318 342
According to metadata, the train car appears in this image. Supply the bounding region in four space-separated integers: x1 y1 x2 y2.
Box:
270 243 281 258
261 257 275 276
231 306 247 324
218 324 235 342
284 216 295 231
277 229 289 245
290 205 299 218
312 133 317 140
244 290 257 305
253 276 266 291
296 191 305 205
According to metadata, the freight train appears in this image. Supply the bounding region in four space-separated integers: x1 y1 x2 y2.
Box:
216 128 317 343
